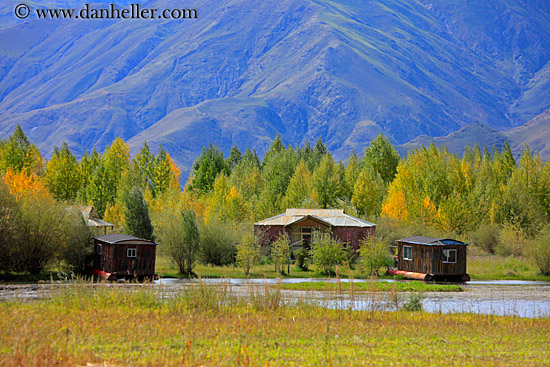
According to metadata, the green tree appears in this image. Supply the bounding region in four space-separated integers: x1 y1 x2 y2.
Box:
62 209 94 274
154 146 179 196
102 137 131 195
262 134 285 167
124 186 155 241
283 159 312 208
360 237 390 276
78 150 101 202
43 142 83 201
162 209 201 275
0 124 43 175
345 151 361 194
86 160 116 218
362 134 400 184
132 141 156 193
271 232 290 275
310 231 344 275
199 219 239 266
352 168 385 217
15 195 69 274
313 138 328 164
189 143 228 194
311 154 341 208
260 145 299 214
226 143 242 170
236 233 260 276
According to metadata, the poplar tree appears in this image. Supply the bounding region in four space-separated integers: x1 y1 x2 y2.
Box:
284 159 312 208
311 153 340 208
0 125 43 175
124 186 155 241
362 134 400 184
43 142 83 202
352 168 385 217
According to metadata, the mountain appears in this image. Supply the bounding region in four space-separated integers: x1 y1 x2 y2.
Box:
1 0 549 177
398 109 550 159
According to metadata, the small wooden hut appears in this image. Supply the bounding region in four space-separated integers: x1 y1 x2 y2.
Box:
93 234 157 280
388 236 469 282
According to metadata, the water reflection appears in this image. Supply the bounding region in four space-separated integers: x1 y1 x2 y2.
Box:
1 278 549 318
156 278 550 318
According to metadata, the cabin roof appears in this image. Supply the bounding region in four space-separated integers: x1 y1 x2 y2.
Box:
95 233 157 245
254 209 376 228
69 205 114 228
397 236 468 246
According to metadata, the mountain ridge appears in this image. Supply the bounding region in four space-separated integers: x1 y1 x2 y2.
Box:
0 0 549 175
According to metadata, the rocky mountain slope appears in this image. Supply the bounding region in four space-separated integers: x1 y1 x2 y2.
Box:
0 0 549 175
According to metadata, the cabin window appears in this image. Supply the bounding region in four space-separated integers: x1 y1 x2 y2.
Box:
403 246 412 261
127 248 137 258
96 244 102 255
443 249 457 263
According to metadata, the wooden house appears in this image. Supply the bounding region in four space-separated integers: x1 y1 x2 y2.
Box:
93 234 157 280
72 206 114 235
388 236 470 282
254 209 376 258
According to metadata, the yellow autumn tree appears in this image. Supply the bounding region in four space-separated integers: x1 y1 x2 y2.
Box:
381 186 408 221
3 168 50 200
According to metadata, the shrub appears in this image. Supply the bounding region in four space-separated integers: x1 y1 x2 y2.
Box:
526 226 550 275
199 219 238 266
402 292 424 311
15 194 70 274
360 237 391 276
310 231 344 275
0 180 18 272
295 247 310 271
471 223 500 254
497 222 525 257
62 209 94 274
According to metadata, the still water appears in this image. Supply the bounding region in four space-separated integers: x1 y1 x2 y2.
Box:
2 278 549 318
156 278 550 318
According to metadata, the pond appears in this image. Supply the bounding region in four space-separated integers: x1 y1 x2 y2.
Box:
155 278 550 318
2 278 549 318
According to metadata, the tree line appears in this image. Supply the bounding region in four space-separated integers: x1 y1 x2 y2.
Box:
1 124 550 276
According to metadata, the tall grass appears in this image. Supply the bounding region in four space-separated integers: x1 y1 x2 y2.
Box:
0 281 549 366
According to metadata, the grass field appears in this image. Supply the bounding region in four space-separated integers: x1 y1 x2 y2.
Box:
467 253 550 281
0 282 548 366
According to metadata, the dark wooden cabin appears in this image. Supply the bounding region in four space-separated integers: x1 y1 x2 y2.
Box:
93 234 157 280
254 209 376 258
389 236 469 282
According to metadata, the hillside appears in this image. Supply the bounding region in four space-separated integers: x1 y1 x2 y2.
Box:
398 109 550 159
0 0 549 175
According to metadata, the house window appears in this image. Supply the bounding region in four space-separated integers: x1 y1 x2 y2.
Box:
443 249 457 263
96 244 102 255
127 248 137 258
291 227 314 243
403 246 412 261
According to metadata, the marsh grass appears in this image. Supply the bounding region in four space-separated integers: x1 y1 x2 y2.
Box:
1 280 549 366
277 280 463 292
